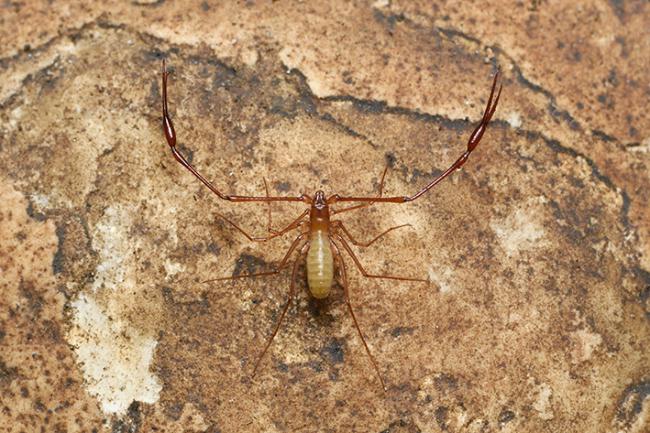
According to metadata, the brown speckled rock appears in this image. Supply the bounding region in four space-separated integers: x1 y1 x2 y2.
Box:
0 1 648 432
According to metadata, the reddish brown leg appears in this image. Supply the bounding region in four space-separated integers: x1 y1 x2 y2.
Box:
333 221 412 248
214 209 308 242
331 241 387 391
331 166 388 215
204 232 307 283
330 71 502 205
162 60 309 204
252 242 309 377
333 234 427 283
263 178 280 235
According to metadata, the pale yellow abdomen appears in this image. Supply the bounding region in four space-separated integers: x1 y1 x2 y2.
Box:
306 230 334 299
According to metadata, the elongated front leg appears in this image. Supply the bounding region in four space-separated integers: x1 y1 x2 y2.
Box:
252 242 309 377
204 232 307 283
162 60 309 204
333 234 427 283
331 241 387 391
333 220 412 248
329 72 502 205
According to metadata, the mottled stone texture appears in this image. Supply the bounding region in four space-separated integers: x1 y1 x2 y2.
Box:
0 1 648 432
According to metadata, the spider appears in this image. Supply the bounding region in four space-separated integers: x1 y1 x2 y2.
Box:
161 60 502 390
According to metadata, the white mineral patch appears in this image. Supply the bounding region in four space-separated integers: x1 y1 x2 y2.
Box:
427 266 455 293
506 111 522 128
30 193 51 209
571 328 602 363
279 48 328 97
91 205 135 292
9 106 23 129
68 204 162 414
491 198 547 257
164 258 185 278
241 48 259 66
452 405 468 428
628 136 650 153
533 383 554 420
595 34 615 48
69 294 162 414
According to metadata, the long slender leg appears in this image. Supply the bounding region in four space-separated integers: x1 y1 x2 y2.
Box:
263 178 280 235
162 60 309 204
252 242 309 377
204 232 307 282
215 209 308 242
333 220 412 248
331 166 388 216
329 72 502 204
333 234 427 283
331 241 387 391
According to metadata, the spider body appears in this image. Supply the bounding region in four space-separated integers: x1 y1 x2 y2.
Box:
306 191 334 299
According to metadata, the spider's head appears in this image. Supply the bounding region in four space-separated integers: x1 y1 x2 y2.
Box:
314 190 327 209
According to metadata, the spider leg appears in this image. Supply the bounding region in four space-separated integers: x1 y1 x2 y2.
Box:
214 209 308 243
331 240 387 391
333 234 427 283
329 71 502 204
252 242 309 377
162 60 309 204
204 232 307 283
333 220 412 248
263 178 280 235
331 165 388 215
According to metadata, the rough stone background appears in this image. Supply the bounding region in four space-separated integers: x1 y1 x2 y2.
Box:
0 1 648 432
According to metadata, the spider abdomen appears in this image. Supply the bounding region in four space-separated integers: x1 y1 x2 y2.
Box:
306 230 334 299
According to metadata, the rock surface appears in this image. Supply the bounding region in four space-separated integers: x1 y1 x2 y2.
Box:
0 1 648 432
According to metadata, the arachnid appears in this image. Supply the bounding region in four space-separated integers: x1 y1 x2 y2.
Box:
162 60 501 390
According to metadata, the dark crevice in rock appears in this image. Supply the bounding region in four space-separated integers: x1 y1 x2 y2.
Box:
52 223 66 275
373 8 636 147
616 380 650 426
